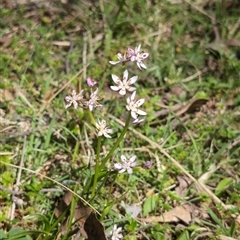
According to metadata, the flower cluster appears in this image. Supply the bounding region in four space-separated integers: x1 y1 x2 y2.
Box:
109 44 149 70
65 85 102 112
64 44 150 239
109 44 149 176
110 45 148 124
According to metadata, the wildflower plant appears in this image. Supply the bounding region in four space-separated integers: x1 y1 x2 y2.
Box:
64 44 149 236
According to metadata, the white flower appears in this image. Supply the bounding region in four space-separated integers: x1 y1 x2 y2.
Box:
126 91 146 119
109 44 149 70
114 155 137 174
109 225 123 240
86 77 97 87
127 44 141 60
96 119 113 138
109 53 127 65
128 44 149 70
84 88 102 111
135 52 149 69
110 69 138 96
65 90 84 109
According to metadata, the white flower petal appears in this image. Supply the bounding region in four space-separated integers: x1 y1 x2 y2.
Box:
142 53 149 59
119 89 126 95
127 48 135 57
111 74 121 84
137 62 142 70
128 76 138 85
89 104 93 111
65 103 72 109
131 111 138 119
127 168 133 174
65 96 72 101
117 53 123 59
135 98 145 107
123 69 128 80
128 86 136 92
136 44 141 53
140 62 147 69
110 86 120 91
73 102 78 109
131 91 136 101
109 60 120 65
137 109 147 116
119 169 126 173
104 133 112 138
114 163 122 169
130 56 136 62
129 155 137 163
121 155 127 162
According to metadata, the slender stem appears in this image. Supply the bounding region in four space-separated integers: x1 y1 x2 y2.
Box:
88 110 96 125
100 174 117 222
91 136 101 199
99 112 131 170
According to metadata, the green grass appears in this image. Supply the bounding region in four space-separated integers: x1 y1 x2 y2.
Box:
0 0 240 239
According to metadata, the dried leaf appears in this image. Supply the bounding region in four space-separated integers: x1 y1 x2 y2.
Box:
54 192 106 240
175 176 192 197
142 204 195 224
219 235 237 240
0 34 12 48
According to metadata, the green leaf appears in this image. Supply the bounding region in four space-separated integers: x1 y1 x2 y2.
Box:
215 178 232 195
0 230 7 240
206 207 228 235
177 230 190 240
8 228 32 240
8 228 48 240
143 194 159 216
229 220 236 237
206 207 222 226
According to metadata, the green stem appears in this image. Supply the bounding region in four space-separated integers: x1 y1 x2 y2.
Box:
99 112 131 170
91 136 101 199
88 110 96 125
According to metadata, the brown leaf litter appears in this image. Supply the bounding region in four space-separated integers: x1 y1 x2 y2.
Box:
54 191 106 240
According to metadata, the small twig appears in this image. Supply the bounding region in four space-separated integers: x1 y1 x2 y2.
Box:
0 184 25 195
39 188 63 193
182 67 208 83
0 184 63 195
65 42 73 75
0 130 32 143
10 135 26 220
82 32 88 82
